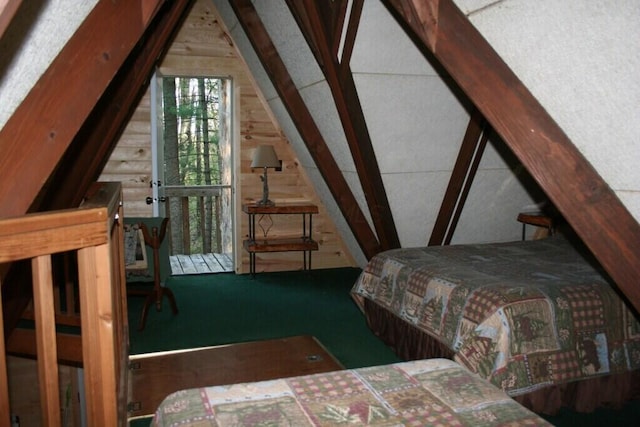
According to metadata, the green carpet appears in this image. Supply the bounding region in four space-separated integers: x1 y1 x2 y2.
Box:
128 267 400 369
128 267 640 426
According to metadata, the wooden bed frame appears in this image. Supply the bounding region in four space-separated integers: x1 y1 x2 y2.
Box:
0 182 129 426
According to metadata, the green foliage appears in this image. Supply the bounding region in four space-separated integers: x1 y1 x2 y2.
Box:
162 76 228 254
163 77 223 186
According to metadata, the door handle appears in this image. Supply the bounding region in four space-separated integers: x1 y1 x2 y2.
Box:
146 196 167 204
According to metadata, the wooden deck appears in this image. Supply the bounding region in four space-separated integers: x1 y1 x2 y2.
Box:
169 253 233 275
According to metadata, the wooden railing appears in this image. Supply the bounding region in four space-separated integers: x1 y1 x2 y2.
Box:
164 184 232 255
0 182 128 426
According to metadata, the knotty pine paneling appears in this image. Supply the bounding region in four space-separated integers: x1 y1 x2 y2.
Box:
99 0 354 272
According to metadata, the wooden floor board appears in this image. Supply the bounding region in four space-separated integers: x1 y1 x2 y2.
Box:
170 253 234 275
215 253 233 271
175 254 197 274
189 253 210 273
169 256 182 275
202 253 223 272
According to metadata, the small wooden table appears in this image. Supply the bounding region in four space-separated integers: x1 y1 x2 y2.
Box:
243 203 319 275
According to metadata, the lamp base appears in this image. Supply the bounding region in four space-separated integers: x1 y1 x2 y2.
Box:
256 199 275 207
257 168 275 207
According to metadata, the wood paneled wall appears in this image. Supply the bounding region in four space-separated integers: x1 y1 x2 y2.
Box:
99 0 354 273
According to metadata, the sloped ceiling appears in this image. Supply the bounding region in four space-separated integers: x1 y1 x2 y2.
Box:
217 0 640 313
1 0 639 319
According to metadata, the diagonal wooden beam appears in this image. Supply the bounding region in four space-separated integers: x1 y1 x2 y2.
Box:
285 3 321 66
2 0 192 347
0 0 164 218
429 109 488 246
290 0 400 251
384 0 640 313
229 0 382 259
336 0 361 67
35 0 193 211
0 0 22 39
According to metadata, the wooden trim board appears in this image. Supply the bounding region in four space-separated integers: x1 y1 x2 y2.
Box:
128 335 343 419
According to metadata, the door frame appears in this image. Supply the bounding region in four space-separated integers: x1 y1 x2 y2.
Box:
150 69 166 217
150 71 238 270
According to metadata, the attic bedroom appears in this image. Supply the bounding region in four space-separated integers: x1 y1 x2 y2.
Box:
1 0 639 426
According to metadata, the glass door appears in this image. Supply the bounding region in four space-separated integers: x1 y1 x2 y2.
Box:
151 73 234 272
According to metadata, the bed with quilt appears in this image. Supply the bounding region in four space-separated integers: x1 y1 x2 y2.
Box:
152 358 551 426
351 233 640 414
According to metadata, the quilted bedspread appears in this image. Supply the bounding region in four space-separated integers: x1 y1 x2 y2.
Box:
351 235 640 396
152 358 550 426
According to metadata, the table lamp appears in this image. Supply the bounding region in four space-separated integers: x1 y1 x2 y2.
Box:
251 145 280 206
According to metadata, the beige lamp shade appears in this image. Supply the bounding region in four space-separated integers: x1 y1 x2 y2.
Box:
251 145 280 168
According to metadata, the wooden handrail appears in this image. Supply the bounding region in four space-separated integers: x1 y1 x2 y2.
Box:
163 185 231 255
0 182 128 426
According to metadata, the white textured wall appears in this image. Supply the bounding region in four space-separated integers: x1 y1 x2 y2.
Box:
0 0 98 128
455 0 640 222
351 0 540 247
214 0 543 264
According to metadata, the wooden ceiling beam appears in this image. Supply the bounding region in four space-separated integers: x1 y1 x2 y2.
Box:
35 0 194 211
430 109 488 246
291 0 400 251
2 0 190 345
384 0 640 313
230 0 382 259
284 2 322 68
337 0 362 67
0 0 164 218
0 0 22 39
316 0 348 58
289 0 349 61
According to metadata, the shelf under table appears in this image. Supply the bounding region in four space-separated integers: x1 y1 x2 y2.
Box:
243 238 318 253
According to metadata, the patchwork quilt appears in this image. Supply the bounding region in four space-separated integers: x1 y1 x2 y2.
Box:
351 235 640 395
152 358 550 426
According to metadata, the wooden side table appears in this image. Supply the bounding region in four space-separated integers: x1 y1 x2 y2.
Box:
517 212 554 240
243 203 319 275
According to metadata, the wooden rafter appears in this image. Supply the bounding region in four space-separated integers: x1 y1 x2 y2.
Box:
0 0 22 39
229 0 382 259
2 0 192 344
289 0 400 251
287 0 351 64
0 0 164 219
429 109 488 246
35 0 194 211
337 0 361 66
384 0 640 313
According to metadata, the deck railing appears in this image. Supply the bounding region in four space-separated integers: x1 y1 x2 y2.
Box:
0 182 128 426
164 184 232 255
